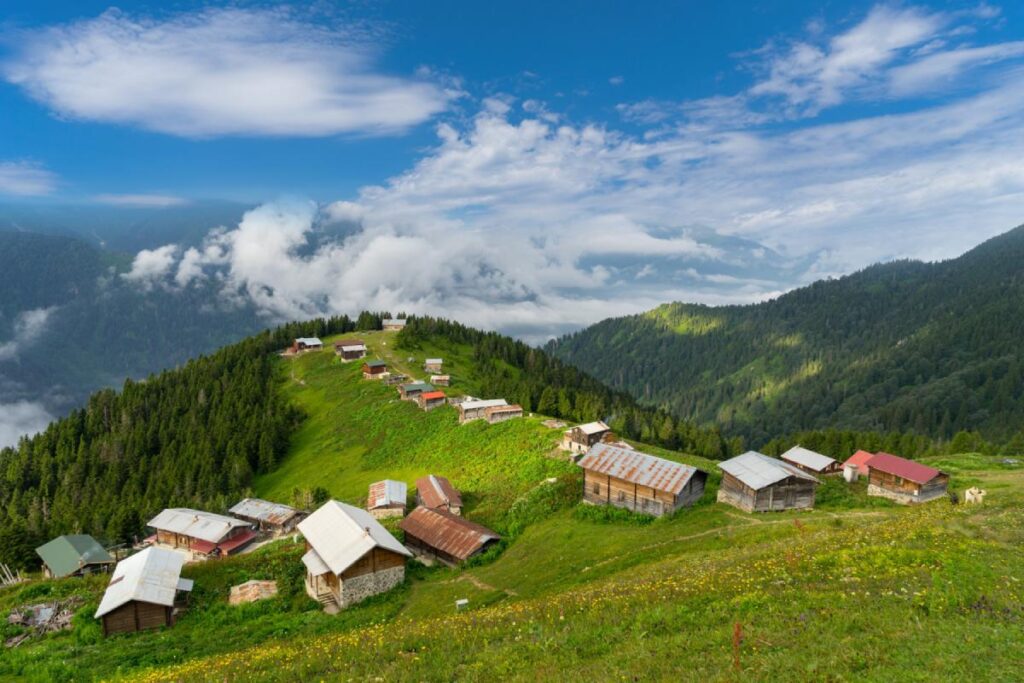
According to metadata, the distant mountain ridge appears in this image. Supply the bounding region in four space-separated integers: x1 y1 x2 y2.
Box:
548 223 1024 446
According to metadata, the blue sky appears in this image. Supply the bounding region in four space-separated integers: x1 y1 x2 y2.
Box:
2 1 1024 337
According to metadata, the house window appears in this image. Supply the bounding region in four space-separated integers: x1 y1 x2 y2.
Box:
617 491 626 502
592 482 600 494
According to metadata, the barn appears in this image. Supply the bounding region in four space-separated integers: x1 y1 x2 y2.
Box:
299 500 412 610
399 507 501 566
415 474 462 515
229 498 304 535
36 535 115 579
148 508 255 559
457 398 508 424
367 480 408 518
717 451 819 513
780 445 842 476
399 381 434 401
484 404 523 424
333 339 367 361
382 318 407 331
578 443 707 516
95 547 193 636
562 421 612 455
866 452 949 504
362 360 388 379
417 390 447 411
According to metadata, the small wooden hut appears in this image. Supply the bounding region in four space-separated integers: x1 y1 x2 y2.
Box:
291 337 323 353
457 398 507 424
415 475 462 515
95 547 193 636
333 339 367 361
382 319 407 331
485 404 523 424
36 535 115 579
717 451 819 513
561 421 612 455
399 382 434 401
362 360 388 379
399 507 500 566
578 443 707 516
780 445 842 476
229 498 304 535
367 480 408 519
424 358 444 373
866 452 949 504
417 390 447 411
430 374 451 387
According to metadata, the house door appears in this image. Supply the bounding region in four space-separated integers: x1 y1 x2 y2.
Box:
783 487 795 508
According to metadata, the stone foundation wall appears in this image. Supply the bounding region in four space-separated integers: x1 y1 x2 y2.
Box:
338 566 405 607
868 483 926 505
369 507 405 520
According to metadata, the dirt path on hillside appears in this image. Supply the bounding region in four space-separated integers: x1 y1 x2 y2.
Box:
446 573 518 597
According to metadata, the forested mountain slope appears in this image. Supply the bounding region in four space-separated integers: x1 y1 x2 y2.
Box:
549 224 1024 446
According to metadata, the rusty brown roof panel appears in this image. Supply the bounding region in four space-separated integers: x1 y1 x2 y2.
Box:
399 507 500 562
577 443 704 495
415 475 463 509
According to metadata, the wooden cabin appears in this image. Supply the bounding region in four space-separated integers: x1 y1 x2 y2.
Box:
717 451 819 513
382 318 407 331
424 358 443 373
415 474 462 515
367 480 408 519
95 547 193 636
484 404 523 424
399 382 434 401
229 498 304 535
780 445 842 476
430 374 451 387
362 360 388 379
457 398 507 424
36 535 115 579
291 337 323 353
417 390 447 411
299 500 411 610
866 452 949 504
333 339 367 361
400 507 500 567
578 443 707 517
562 421 612 455
842 450 875 481
147 508 255 559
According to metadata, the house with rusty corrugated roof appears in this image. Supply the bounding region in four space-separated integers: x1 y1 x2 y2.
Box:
367 480 408 519
577 443 707 517
415 475 462 516
399 507 500 566
229 498 305 534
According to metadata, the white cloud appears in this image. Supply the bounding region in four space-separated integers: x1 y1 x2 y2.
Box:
122 245 180 289
3 7 453 138
0 307 58 361
0 161 56 195
889 41 1024 95
609 76 625 86
0 401 54 449
94 193 189 207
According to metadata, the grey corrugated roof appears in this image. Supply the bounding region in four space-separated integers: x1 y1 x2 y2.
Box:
460 399 507 411
148 508 250 543
297 500 411 576
383 319 406 326
577 443 702 495
780 446 837 472
295 337 322 346
229 498 301 525
401 382 434 392
425 358 443 364
718 451 819 490
95 547 189 618
368 480 407 509
569 421 611 436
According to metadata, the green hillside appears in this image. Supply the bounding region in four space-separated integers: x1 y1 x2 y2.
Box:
548 224 1024 447
1 333 1022 681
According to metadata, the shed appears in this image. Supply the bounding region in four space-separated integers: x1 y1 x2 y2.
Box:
229 498 304 534
457 398 507 424
780 445 842 476
578 443 707 516
148 508 255 558
382 319 407 331
292 337 323 352
362 359 388 379
399 507 500 566
95 547 193 636
298 500 411 609
717 451 819 513
367 480 408 518
399 381 434 400
484 403 523 424
417 390 447 411
415 475 463 515
562 421 612 454
430 374 451 387
333 339 367 361
424 358 444 373
843 450 875 480
36 535 115 579
865 452 949 504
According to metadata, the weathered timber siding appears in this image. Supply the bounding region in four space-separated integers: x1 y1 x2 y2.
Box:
868 470 948 504
717 472 816 512
582 469 706 517
102 601 171 636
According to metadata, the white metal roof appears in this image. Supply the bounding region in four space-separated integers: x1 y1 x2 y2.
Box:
340 344 366 352
368 480 408 509
298 500 411 576
148 508 250 543
425 358 443 364
95 547 190 618
295 337 323 346
460 399 508 411
780 446 837 472
573 421 611 436
301 549 331 576
383 319 406 326
718 451 819 490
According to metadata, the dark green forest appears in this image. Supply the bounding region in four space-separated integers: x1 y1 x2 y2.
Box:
549 224 1024 448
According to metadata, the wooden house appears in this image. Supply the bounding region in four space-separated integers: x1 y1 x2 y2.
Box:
95 547 193 636
362 360 388 379
866 452 949 504
382 318 407 331
229 498 304 535
399 382 434 401
148 508 255 559
424 358 443 373
430 374 450 387
291 337 323 353
457 398 507 424
367 480 408 519
36 535 114 579
842 450 875 481
780 445 842 476
717 451 819 513
415 475 462 515
417 390 447 411
399 507 500 567
484 404 523 424
578 443 707 517
562 421 612 455
333 339 367 361
299 500 411 610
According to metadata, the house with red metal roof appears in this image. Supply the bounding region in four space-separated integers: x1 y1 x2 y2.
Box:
417 390 447 411
865 452 949 504
842 450 876 481
147 508 256 560
578 443 707 517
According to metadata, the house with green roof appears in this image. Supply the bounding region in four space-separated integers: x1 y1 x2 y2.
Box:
36 535 115 579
